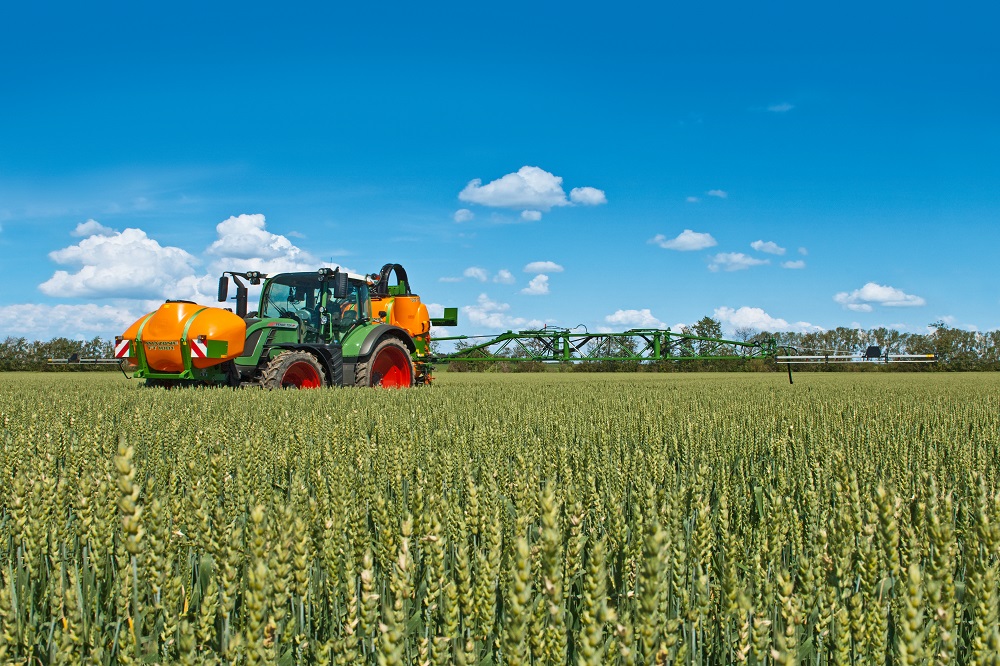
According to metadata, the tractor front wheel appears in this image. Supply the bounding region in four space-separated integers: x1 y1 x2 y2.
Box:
260 351 325 389
355 337 414 388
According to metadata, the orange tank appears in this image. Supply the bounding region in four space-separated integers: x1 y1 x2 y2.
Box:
372 295 430 337
122 301 246 372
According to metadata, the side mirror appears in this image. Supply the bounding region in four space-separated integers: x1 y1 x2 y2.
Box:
217 276 229 302
333 271 349 300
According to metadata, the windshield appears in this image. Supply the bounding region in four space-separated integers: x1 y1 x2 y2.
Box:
259 274 368 331
260 275 324 319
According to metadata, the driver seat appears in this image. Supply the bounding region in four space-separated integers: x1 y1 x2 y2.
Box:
340 310 358 328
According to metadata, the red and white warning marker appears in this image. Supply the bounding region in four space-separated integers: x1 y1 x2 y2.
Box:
114 338 130 358
190 337 208 359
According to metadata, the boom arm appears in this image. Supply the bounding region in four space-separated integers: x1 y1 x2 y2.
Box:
431 327 777 363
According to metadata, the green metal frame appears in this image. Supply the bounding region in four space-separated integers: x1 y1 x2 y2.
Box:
431 327 777 364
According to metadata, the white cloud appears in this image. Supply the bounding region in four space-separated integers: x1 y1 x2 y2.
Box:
38 213 338 306
750 240 786 255
521 210 542 221
463 266 489 282
834 282 926 309
204 213 327 276
569 186 607 206
207 214 300 261
707 189 728 199
798 247 808 255
39 228 199 300
649 230 717 251
604 309 665 328
767 102 795 113
708 253 769 272
72 219 115 237
462 293 543 330
458 166 605 211
781 260 806 269
714 306 822 333
0 302 147 339
493 269 515 284
524 261 564 273
686 196 700 203
453 208 475 223
521 275 549 295
23 213 358 339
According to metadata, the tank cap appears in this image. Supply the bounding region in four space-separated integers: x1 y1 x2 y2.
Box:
165 299 198 304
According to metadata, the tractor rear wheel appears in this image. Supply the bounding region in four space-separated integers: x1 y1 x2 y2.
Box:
260 351 325 389
355 337 413 388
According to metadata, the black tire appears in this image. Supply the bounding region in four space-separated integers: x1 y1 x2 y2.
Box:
354 337 414 388
260 351 326 389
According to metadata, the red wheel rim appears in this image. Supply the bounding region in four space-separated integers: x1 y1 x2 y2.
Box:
281 361 322 388
371 346 411 388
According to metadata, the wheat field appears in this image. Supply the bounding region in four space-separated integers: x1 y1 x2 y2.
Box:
0 371 997 665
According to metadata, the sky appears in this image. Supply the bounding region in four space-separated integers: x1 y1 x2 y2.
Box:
1 1 998 343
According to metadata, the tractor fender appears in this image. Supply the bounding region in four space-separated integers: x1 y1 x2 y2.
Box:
358 324 415 357
267 343 344 387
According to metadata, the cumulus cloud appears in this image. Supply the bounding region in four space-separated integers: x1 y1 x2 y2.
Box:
604 309 665 328
22 213 355 339
708 253 769 272
782 260 806 269
767 102 795 112
521 275 549 295
204 213 328 276
520 210 542 222
208 214 300 261
649 230 717 251
569 187 607 205
750 240 786 255
686 196 700 203
39 228 199 300
453 208 475 223
707 189 728 199
462 293 543 330
493 269 515 284
463 266 489 282
0 302 146 339
524 261 564 273
72 219 115 237
714 306 822 333
458 166 606 211
834 282 926 310
38 213 335 306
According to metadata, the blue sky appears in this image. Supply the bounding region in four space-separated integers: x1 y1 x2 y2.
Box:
1 1 997 341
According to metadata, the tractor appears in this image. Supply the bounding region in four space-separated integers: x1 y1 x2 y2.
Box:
115 263 458 388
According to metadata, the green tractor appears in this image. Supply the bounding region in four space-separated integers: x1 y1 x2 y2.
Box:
117 263 457 388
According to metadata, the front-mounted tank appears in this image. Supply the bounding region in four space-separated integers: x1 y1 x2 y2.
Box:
116 300 246 383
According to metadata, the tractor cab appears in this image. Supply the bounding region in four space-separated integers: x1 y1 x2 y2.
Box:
256 270 368 343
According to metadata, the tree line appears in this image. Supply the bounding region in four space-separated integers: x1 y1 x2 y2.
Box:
4 318 999 372
0 337 116 371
